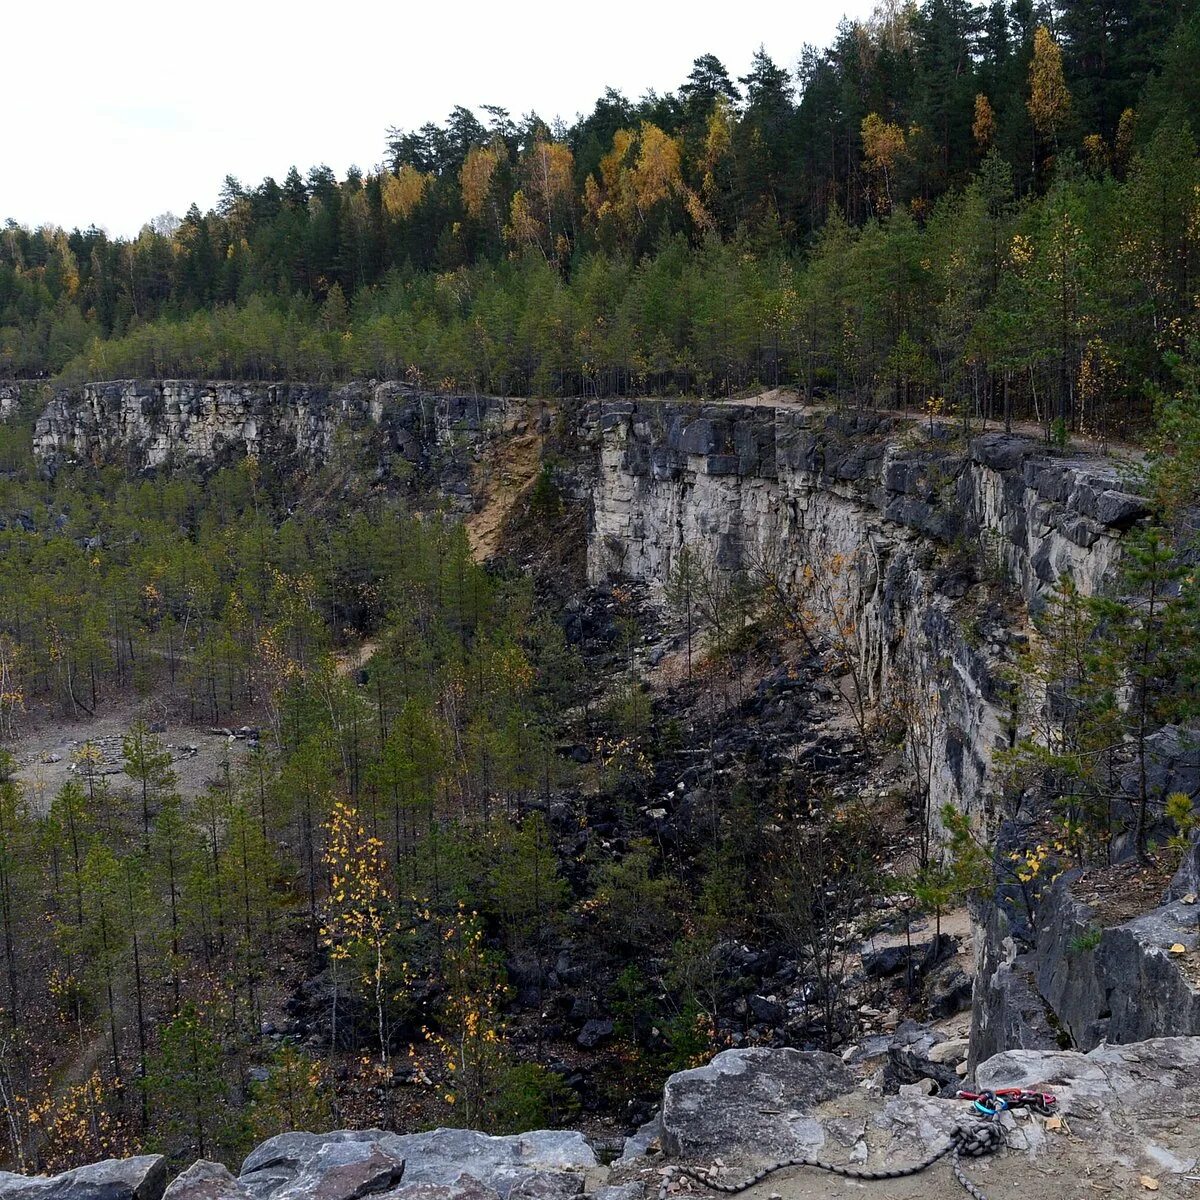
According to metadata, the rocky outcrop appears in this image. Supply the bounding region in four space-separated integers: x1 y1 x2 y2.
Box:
1030 866 1200 1051
240 1130 595 1200
580 401 1174 1068
976 1037 1200 1174
646 1040 1200 1187
31 382 537 508
0 384 21 422
11 1040 1200 1200
0 1131 594 1200
0 381 45 424
585 403 1132 824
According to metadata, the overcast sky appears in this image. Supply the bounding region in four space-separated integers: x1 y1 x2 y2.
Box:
4 0 860 239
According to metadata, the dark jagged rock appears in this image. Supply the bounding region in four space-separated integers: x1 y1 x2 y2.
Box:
861 933 955 980
577 1018 615 1049
924 960 974 1017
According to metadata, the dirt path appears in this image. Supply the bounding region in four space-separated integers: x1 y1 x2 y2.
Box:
335 639 380 678
646 1139 1178 1200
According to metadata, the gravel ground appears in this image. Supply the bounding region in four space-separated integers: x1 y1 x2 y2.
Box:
5 697 254 811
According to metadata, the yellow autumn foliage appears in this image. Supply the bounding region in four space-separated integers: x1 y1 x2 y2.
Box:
383 164 430 220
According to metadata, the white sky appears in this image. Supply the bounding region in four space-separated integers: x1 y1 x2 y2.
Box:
3 0 861 239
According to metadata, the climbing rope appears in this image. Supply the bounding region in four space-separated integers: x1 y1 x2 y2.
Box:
654 1088 1056 1200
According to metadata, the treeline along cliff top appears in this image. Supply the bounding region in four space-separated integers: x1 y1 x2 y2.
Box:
4 0 1200 435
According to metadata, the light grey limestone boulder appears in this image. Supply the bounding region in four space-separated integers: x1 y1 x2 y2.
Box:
240 1130 594 1200
659 1048 855 1166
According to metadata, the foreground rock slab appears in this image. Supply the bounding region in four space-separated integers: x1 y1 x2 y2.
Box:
241 1130 595 1200
660 1047 856 1165
977 1036 1200 1175
0 1157 168 1200
636 1038 1200 1198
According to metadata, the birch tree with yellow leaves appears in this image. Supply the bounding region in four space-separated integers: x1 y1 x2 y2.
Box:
321 801 396 1068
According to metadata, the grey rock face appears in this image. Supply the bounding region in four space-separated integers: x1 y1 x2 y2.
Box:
660 1047 856 1165
30 382 526 511
1168 833 1200 903
587 403 1129 838
1032 872 1200 1051
969 956 1059 1070
0 383 26 422
0 1157 168 1200
584 400 1177 1069
241 1131 595 1200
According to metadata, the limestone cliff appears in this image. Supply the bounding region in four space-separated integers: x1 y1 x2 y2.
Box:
0 380 43 423
31 380 531 511
583 401 1140 821
580 399 1200 1062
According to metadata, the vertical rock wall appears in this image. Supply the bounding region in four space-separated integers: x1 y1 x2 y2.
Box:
585 400 1135 821
581 399 1174 1063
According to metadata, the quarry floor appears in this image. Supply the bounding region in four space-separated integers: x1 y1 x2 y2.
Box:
8 696 252 810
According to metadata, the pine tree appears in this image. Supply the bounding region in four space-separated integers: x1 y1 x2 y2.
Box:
122 720 176 843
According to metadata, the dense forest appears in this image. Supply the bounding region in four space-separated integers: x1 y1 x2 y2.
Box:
0 418 902 1169
4 0 1200 437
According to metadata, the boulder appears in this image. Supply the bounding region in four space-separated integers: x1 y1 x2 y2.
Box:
238 1138 405 1200
617 1115 661 1164
862 933 954 980
0 1158 168 1200
576 1019 614 1050
241 1132 595 1200
926 1037 969 1066
587 1186 642 1200
924 961 973 1017
381 1180 499 1200
660 1047 855 1165
163 1164 249 1200
883 1021 959 1094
